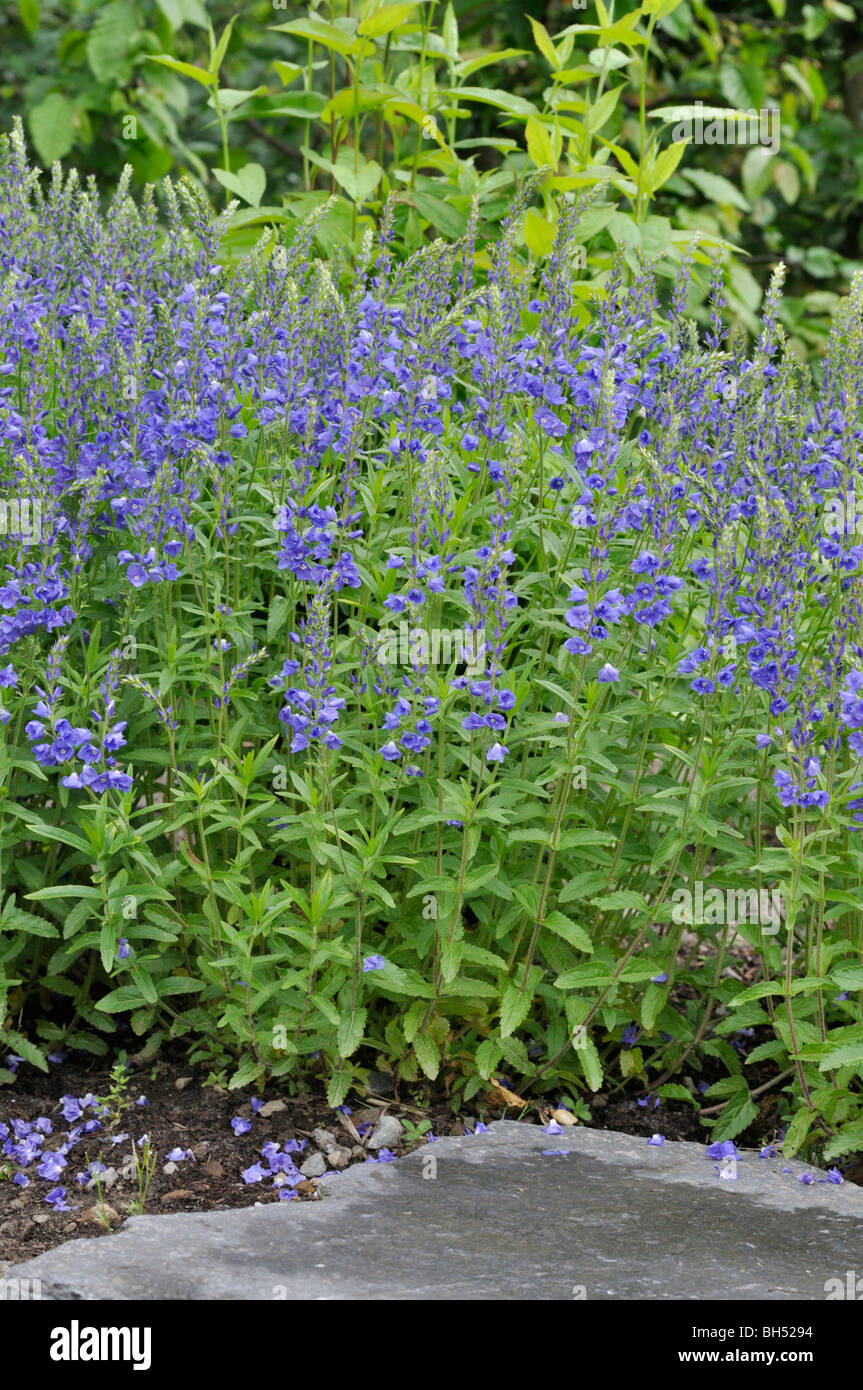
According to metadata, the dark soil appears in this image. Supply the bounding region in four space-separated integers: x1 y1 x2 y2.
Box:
1 1048 860 1271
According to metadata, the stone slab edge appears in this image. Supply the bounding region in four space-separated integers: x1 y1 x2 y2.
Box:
5 1119 863 1295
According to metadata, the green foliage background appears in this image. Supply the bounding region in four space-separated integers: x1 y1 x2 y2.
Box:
3 1 863 356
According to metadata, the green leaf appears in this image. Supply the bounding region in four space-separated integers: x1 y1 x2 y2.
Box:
267 595 292 644
830 964 863 992
28 885 102 901
86 1 136 83
649 103 737 124
525 115 556 169
337 1005 366 1058
28 93 77 164
586 85 622 135
95 985 149 1014
413 1031 440 1079
718 61 766 113
18 0 40 34
209 15 236 77
410 192 466 238
147 56 218 87
358 3 419 38
605 211 641 248
270 17 366 58
818 1044 863 1071
156 977 206 997
823 1119 863 1163
781 1106 815 1158
528 16 560 70
710 1086 758 1142
639 214 673 258
301 146 383 203
455 49 527 80
649 140 686 192
772 158 800 205
681 168 750 212
656 1083 697 1106
447 87 537 118
590 889 647 912
475 1037 502 1079
213 163 266 208
1 905 58 938
100 917 118 975
500 979 535 1037
543 910 593 953
272 60 302 86
741 146 774 200
4 1030 48 1072
729 980 786 1007
640 981 668 1031
442 1 458 55
523 207 556 256
326 1061 352 1108
577 1036 603 1090
555 963 612 989
208 86 268 116
156 0 208 26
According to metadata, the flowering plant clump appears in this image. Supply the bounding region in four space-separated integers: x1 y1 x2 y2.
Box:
1 121 863 1166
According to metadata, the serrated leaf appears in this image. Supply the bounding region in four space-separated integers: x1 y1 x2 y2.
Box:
818 1044 863 1071
4 1030 48 1072
656 1083 697 1106
710 1087 758 1142
830 964 863 991
337 1005 366 1058
577 1037 603 1090
591 889 647 912
413 1031 440 1079
326 1061 352 1108
823 1119 863 1163
544 910 593 953
500 979 535 1037
781 1106 815 1159
94 984 148 1014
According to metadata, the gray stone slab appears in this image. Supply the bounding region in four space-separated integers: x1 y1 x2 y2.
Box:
6 1122 863 1300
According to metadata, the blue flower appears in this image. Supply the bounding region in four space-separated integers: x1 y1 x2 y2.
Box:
44 1186 74 1210
705 1140 737 1160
